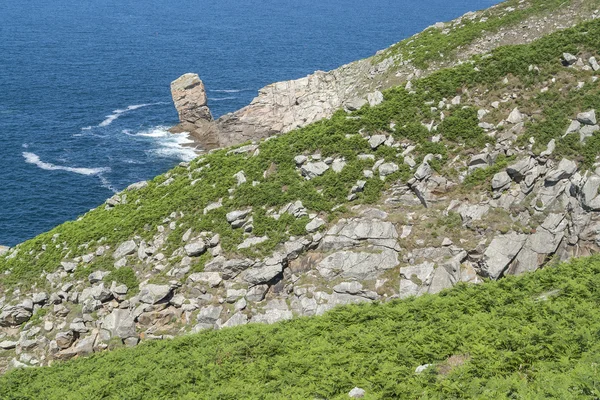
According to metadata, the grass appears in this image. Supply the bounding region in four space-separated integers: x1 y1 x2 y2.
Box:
3 255 600 398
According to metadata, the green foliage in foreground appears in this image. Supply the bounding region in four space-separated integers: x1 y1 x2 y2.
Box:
4 255 600 399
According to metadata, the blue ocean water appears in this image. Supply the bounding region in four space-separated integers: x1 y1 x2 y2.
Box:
0 0 501 246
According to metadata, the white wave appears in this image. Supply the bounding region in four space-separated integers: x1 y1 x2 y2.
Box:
98 174 118 193
211 89 249 93
98 102 163 127
22 152 110 176
22 143 28 149
208 96 237 102
125 126 199 162
81 126 92 131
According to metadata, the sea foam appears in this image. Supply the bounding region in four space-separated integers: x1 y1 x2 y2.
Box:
98 103 163 127
125 126 199 162
22 152 110 176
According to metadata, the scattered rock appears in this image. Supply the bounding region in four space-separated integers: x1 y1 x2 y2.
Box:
349 387 366 398
138 284 172 305
113 240 137 260
577 110 597 125
301 162 330 179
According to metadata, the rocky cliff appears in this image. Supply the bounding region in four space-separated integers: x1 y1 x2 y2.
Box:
1 0 600 376
172 0 600 149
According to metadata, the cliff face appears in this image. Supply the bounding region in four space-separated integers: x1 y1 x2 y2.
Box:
172 0 599 150
2 0 600 376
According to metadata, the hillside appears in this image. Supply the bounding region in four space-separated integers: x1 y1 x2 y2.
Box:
2 0 600 396
2 255 600 399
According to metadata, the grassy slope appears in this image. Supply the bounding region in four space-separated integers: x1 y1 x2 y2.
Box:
2 255 600 399
3 14 600 293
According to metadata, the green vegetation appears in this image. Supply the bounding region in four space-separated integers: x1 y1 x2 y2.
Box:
374 0 598 69
103 267 139 295
3 255 600 398
3 16 600 292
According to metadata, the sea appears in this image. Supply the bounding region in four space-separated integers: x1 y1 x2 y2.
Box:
0 0 501 246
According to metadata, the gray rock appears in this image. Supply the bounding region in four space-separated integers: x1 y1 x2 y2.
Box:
237 236 269 250
0 306 32 327
226 209 251 223
242 262 283 285
368 135 387 150
317 248 398 280
138 284 172 304
187 272 222 287
506 157 536 181
221 312 249 328
562 52 578 65
590 56 600 71
581 175 600 210
126 181 148 191
88 270 108 284
55 331 74 349
346 97 368 111
61 261 77 273
545 158 577 184
367 91 384 107
481 233 527 279
251 299 293 324
540 139 556 157
349 387 366 398
32 292 49 304
56 331 97 360
577 110 597 125
320 218 399 251
197 305 223 326
171 73 212 124
0 340 17 350
294 155 307 165
565 120 581 136
580 125 599 142
203 200 222 215
301 162 330 179
507 107 524 124
102 309 136 339
184 241 207 257
491 171 511 190
69 320 88 334
113 240 137 260
233 170 246 186
414 161 432 181
379 163 399 177
205 257 254 280
306 217 326 233
332 158 347 173
246 285 269 302
469 153 490 168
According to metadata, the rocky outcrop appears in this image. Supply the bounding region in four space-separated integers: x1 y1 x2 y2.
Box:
170 1 599 150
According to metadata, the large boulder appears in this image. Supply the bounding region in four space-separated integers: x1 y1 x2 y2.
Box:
102 309 136 339
113 240 137 260
0 306 32 327
138 284 172 305
317 248 399 280
480 233 527 279
170 73 213 124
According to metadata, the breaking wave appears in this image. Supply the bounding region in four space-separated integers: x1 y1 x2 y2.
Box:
124 126 199 162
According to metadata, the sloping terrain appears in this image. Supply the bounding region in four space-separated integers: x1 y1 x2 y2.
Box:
2 255 600 398
2 1 600 397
